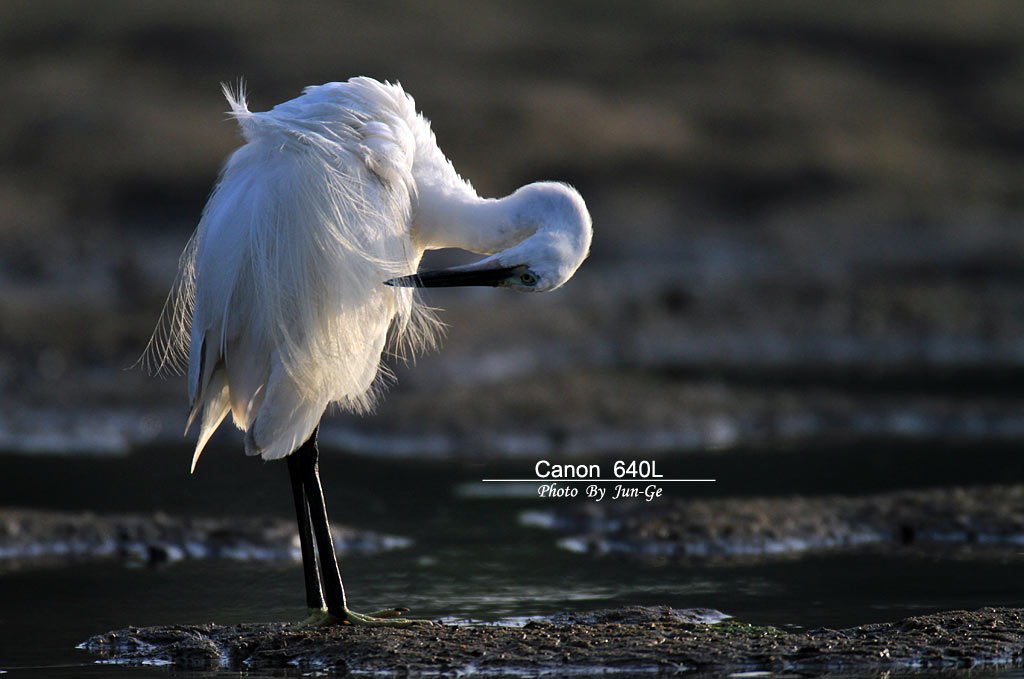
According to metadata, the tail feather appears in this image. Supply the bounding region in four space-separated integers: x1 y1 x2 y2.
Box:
189 368 231 473
246 358 326 460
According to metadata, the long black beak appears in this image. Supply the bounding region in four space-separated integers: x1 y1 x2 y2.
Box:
385 264 520 288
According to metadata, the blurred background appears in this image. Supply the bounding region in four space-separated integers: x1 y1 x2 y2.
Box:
3 0 1024 456
3 0 1024 674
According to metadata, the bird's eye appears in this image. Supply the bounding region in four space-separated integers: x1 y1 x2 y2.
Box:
519 271 539 286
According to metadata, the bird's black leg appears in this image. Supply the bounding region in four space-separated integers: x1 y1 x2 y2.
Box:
295 428 427 626
287 435 325 614
297 430 349 616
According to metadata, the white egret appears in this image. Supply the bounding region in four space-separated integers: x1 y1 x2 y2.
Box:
146 77 592 626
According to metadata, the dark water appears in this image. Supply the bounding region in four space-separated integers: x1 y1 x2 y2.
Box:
3 441 1024 677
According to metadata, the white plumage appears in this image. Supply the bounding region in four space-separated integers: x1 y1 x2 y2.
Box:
147 77 592 473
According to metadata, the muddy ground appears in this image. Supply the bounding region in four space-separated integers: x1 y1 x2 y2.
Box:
0 507 406 571
5 484 1022 572
530 485 1024 564
81 605 1024 675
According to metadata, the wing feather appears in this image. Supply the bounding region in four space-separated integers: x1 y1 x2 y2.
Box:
151 78 445 468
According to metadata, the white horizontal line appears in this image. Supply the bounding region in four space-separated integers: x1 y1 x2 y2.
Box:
480 479 716 483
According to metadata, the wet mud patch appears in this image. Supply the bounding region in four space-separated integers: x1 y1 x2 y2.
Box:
0 508 408 570
81 605 1024 675
527 485 1024 563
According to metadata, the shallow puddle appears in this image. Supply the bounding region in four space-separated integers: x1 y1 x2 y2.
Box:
2 442 1024 677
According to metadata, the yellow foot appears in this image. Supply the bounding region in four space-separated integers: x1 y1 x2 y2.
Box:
342 607 433 627
292 607 331 629
293 606 434 628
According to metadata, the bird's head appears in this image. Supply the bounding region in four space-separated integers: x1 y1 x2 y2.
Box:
386 182 592 292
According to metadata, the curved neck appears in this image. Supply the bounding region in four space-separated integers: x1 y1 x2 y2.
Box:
412 184 534 255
